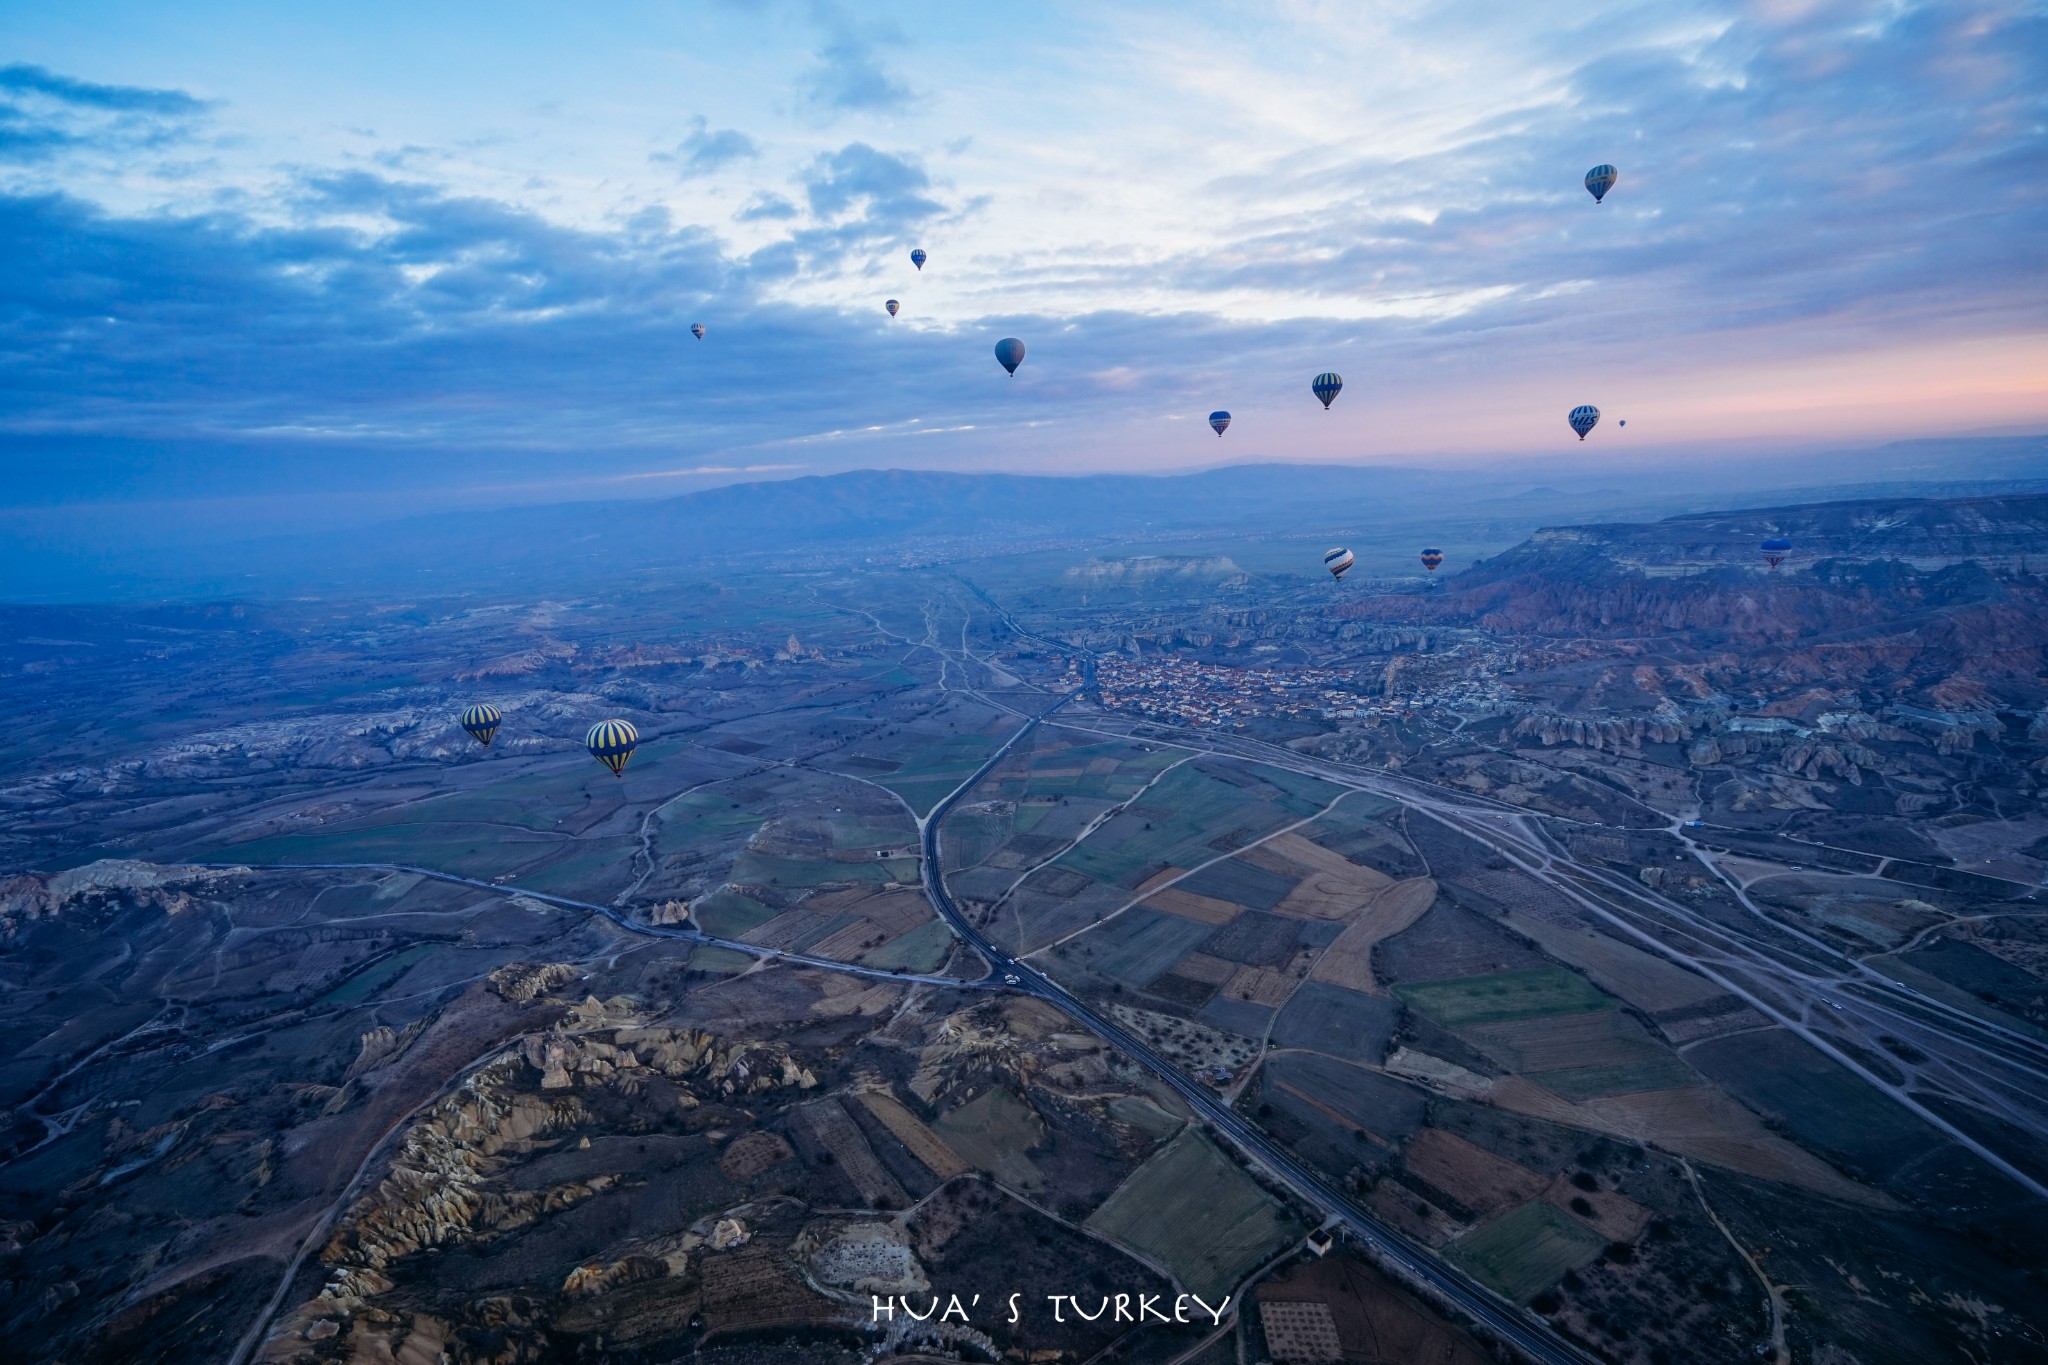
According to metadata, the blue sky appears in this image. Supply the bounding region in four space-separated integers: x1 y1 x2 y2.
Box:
3 0 2044 523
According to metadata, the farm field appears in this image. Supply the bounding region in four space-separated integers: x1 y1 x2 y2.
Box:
1307 877 1437 992
1394 966 1615 1029
1085 1129 1302 1299
1444 1199 1606 1303
932 1087 1047 1191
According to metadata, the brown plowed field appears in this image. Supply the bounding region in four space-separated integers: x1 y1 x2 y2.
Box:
1308 878 1437 992
858 1091 970 1180
1488 1079 1889 1204
1221 963 1300 1008
1402 1128 1546 1215
1540 1174 1651 1241
1143 885 1241 924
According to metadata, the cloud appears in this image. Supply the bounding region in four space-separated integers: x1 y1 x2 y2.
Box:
0 64 206 115
654 116 759 177
800 1 915 112
737 193 800 222
0 64 209 163
801 142 940 225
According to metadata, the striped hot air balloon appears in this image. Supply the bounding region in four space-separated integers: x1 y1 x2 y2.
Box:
1585 164 1618 203
1568 405 1600 440
587 719 639 777
1324 547 1355 580
1209 411 1231 437
460 704 502 748
910 248 927 270
886 299 899 317
1420 548 1444 573
1761 537 1792 569
1312 373 1343 410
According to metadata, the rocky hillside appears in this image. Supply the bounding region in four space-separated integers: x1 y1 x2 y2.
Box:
1341 493 2048 710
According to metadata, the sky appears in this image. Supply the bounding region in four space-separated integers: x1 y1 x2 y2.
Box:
3 0 2045 527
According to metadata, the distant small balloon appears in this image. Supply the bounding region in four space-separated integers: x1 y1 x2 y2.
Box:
1761 536 1792 569
1618 419 1626 427
587 719 639 777
886 299 900 317
1324 547 1355 580
1568 404 1600 440
1209 411 1231 437
910 248 927 270
1420 548 1444 574
1312 373 1343 410
460 703 501 748
994 337 1026 375
691 323 705 340
1585 164 1619 203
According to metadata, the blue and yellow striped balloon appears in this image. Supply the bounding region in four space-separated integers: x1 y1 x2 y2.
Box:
460 703 502 748
1585 164 1619 203
587 719 639 776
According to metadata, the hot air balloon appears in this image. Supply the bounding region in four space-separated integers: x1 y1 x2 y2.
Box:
1618 419 1626 427
1209 411 1231 437
691 323 706 340
1312 373 1343 410
910 248 927 270
1324 547 1355 580
886 299 899 317
460 704 502 748
994 337 1026 376
1420 548 1444 574
1568 405 1600 440
587 719 639 777
1585 164 1618 203
1761 537 1792 569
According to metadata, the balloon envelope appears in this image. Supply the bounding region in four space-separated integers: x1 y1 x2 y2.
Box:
886 299 899 316
1419 548 1444 573
1568 404 1600 440
910 248 927 270
587 719 639 777
1209 411 1231 436
1323 547 1355 580
460 703 501 748
1761 536 1792 568
994 337 1026 375
690 323 705 339
1585 164 1619 202
1312 373 1343 409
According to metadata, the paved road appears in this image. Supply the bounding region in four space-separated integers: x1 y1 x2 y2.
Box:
914 698 1601 1365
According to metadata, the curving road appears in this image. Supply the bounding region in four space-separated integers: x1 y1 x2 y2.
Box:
913 693 1601 1365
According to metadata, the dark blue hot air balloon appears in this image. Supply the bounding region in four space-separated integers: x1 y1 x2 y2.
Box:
1585 164 1618 203
994 337 1026 375
886 299 899 317
1568 405 1600 440
1209 411 1231 437
1312 373 1343 409
1761 537 1792 569
910 248 927 270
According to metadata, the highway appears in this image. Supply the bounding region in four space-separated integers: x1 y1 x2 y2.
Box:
912 693 1602 1365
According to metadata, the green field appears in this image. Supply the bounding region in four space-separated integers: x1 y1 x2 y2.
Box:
1445 1199 1606 1302
1056 763 1295 888
319 942 437 1004
933 1087 1046 1190
861 918 954 972
1085 1129 1301 1299
729 849 915 888
691 888 779 938
1532 1057 1697 1100
1395 967 1615 1028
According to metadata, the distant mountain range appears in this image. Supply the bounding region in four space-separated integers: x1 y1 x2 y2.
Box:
3 434 2044 600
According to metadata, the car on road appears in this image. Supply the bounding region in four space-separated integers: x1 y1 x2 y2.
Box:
1003 972 1021 986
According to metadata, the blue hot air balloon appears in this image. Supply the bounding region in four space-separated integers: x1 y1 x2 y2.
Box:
886 299 899 317
1312 373 1343 410
1618 419 1626 427
994 337 1026 375
1761 537 1792 569
1209 411 1231 437
691 323 705 340
1323 547 1355 580
910 248 927 270
1568 405 1600 440
1585 164 1619 203
460 704 502 748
